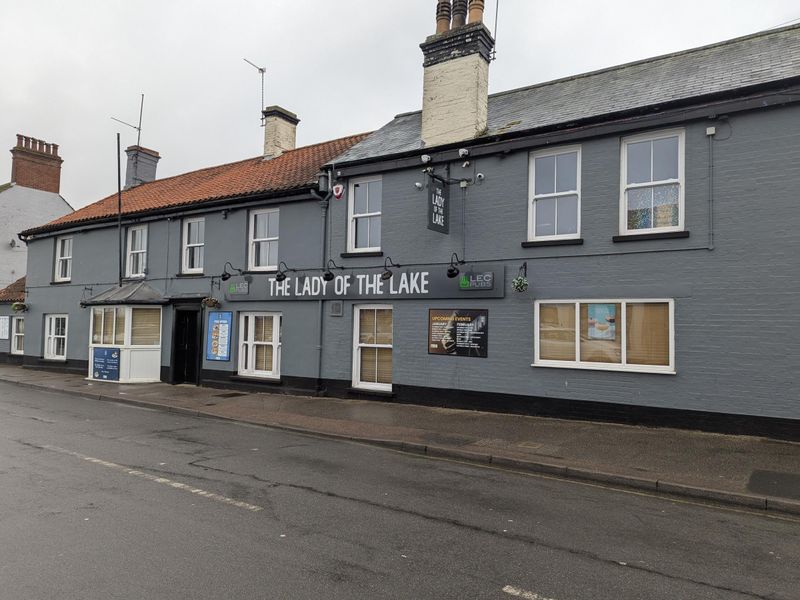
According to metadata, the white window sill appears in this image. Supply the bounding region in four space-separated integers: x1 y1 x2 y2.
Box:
532 362 675 375
352 383 393 393
236 373 280 381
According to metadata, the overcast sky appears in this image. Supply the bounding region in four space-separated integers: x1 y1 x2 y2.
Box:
1 0 798 209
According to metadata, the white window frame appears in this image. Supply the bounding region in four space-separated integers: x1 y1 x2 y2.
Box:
126 225 148 278
248 209 279 272
44 314 68 361
347 176 382 253
533 299 675 374
10 316 24 355
238 312 281 379
181 217 205 274
89 306 162 349
528 145 582 241
352 304 392 392
54 235 73 282
619 128 685 235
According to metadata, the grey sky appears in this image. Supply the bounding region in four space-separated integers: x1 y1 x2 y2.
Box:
1 0 797 209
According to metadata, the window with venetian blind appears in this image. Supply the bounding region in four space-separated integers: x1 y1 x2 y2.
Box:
353 305 392 391
90 307 160 347
535 300 673 373
238 312 281 378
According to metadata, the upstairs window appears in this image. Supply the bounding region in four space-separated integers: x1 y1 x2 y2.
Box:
249 209 279 271
621 129 684 234
54 236 73 282
126 225 148 278
529 147 580 240
348 176 382 252
182 217 205 274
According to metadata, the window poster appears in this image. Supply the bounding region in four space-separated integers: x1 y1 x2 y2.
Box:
428 309 489 358
206 311 232 362
0 316 8 340
587 303 616 340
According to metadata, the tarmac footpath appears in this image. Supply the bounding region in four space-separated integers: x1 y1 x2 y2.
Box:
1 363 798 517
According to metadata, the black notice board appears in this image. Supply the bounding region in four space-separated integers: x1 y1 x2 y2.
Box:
428 309 488 358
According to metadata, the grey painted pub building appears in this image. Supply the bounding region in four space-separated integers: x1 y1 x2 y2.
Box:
11 14 800 436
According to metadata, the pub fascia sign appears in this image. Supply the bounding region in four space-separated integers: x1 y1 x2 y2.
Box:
224 266 505 301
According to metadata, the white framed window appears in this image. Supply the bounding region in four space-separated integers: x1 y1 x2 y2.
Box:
529 146 581 240
248 209 279 271
620 129 685 235
534 299 674 374
90 307 127 346
126 225 148 278
90 306 161 347
54 236 73 282
10 317 24 355
238 312 281 378
182 217 205 274
347 176 382 252
44 314 68 360
352 304 392 391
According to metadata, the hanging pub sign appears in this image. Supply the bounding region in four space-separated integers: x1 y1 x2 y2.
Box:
427 181 449 234
428 309 489 358
92 347 120 381
206 311 233 362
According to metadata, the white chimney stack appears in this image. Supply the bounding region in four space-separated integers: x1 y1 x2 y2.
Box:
262 106 299 159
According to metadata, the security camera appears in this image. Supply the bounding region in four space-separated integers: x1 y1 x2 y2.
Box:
420 154 432 163
414 182 424 190
458 148 470 158
475 173 485 181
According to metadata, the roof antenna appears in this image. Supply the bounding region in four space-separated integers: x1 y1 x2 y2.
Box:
111 93 145 186
491 0 500 61
243 58 267 126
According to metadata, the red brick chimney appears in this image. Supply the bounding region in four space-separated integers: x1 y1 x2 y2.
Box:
10 134 63 193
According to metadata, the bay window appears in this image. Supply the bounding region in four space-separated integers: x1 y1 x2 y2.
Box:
620 129 684 234
535 299 674 373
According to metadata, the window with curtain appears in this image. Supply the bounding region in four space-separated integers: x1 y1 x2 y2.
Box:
353 305 392 390
54 236 73 282
10 317 24 355
130 308 161 346
535 300 673 373
529 147 580 240
348 177 382 252
621 129 684 234
182 217 205 273
238 312 281 378
249 209 279 271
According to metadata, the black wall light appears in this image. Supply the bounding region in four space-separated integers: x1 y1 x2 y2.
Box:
381 257 401 280
447 253 465 278
322 259 341 282
275 261 291 282
220 262 244 281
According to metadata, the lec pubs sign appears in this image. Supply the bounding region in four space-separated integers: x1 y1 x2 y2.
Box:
225 266 505 301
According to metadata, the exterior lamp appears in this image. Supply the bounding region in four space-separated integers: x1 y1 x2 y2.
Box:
381 257 400 281
322 259 341 282
447 253 464 279
275 261 290 282
221 261 243 282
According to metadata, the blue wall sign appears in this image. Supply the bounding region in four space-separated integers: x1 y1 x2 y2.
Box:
93 347 120 381
206 311 233 362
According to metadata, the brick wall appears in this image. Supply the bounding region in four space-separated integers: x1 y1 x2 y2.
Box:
10 135 62 193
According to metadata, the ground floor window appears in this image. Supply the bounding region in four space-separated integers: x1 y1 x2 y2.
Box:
44 314 68 360
11 317 24 355
535 299 673 373
238 312 281 378
353 305 393 391
91 306 161 348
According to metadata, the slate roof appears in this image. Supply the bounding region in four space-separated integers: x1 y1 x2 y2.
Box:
81 281 168 306
336 24 800 163
0 277 25 303
23 133 369 236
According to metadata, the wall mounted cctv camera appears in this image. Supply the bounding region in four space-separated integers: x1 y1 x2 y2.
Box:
458 148 470 158
420 154 432 163
475 173 485 181
414 182 424 190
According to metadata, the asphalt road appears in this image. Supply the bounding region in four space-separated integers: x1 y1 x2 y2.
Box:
0 381 798 600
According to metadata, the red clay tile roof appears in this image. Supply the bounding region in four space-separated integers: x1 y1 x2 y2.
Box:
23 133 370 236
0 277 25 303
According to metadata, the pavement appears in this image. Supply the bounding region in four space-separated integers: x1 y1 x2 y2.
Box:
1 363 799 516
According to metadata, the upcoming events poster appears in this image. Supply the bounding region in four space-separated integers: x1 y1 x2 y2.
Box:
587 303 616 340
428 309 489 358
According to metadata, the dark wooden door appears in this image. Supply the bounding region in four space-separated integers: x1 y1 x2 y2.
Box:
173 309 200 384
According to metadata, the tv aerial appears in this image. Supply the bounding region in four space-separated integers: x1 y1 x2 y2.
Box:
243 58 266 125
111 93 145 147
